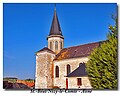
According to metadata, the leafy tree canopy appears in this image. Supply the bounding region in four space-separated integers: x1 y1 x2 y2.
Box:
86 15 118 89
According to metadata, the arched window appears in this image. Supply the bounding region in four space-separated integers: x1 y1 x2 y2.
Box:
67 64 71 75
55 66 59 77
55 41 58 50
60 42 62 49
50 42 52 50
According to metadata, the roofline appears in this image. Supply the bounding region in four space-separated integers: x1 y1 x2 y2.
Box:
65 75 88 78
35 47 55 54
53 56 89 62
63 41 103 49
54 41 106 61
36 50 55 55
3 77 18 79
47 35 64 40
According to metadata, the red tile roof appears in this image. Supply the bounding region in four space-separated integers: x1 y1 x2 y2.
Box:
36 47 55 54
54 42 100 60
3 81 29 89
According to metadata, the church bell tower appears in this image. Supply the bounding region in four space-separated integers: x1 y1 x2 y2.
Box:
47 5 64 54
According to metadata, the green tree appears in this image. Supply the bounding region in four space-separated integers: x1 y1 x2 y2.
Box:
86 16 117 89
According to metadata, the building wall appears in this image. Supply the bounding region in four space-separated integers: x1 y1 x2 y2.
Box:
53 57 89 88
48 37 64 54
68 77 92 89
35 51 55 89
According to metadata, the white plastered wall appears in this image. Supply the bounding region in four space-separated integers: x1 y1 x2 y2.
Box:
53 57 90 89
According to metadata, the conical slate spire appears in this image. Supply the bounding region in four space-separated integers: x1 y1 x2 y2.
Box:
49 5 63 36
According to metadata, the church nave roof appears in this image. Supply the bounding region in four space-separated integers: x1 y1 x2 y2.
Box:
54 41 102 60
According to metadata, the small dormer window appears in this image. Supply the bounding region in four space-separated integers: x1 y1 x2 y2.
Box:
79 63 83 66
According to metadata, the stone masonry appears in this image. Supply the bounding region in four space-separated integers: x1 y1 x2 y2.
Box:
35 51 55 89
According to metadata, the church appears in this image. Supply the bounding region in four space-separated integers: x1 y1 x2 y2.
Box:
35 6 101 89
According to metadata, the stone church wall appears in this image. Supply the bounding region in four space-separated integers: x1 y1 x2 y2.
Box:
35 51 55 89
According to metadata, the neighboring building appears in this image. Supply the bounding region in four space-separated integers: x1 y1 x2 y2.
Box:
3 77 18 83
17 79 35 88
35 6 101 89
3 81 29 89
3 77 35 89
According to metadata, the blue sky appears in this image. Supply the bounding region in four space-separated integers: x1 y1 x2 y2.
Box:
3 3 117 79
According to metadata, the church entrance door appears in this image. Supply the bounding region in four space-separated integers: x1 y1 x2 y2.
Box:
66 78 68 89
